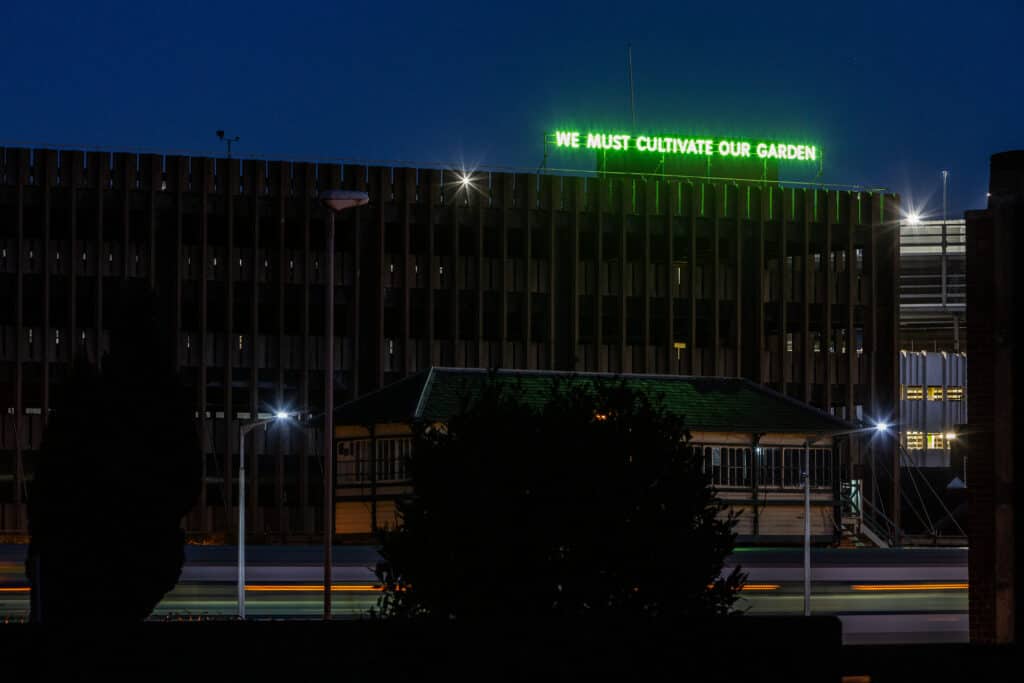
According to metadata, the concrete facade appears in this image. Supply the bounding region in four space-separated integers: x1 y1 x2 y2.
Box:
898 350 967 468
899 218 966 352
0 146 900 541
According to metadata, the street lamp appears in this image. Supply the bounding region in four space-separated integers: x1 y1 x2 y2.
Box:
318 188 369 620
238 411 294 619
802 422 888 616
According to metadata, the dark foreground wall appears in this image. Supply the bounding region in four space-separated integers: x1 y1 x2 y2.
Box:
966 150 1024 644
0 617 842 681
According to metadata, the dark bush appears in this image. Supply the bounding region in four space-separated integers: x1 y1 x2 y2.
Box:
376 375 745 621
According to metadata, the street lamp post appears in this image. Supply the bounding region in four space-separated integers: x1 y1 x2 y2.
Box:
318 189 369 620
238 411 292 619
802 422 888 616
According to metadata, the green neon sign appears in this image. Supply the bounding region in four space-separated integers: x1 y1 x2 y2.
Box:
550 130 819 162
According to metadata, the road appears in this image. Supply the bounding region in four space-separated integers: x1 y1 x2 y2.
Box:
0 545 968 644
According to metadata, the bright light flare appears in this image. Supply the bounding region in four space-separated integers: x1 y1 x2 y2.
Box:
906 212 921 225
875 422 889 433
275 411 290 420
446 165 485 200
945 432 957 441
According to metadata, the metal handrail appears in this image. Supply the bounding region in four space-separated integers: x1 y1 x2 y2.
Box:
860 497 897 546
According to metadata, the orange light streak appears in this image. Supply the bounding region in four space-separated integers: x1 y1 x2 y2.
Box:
850 583 967 592
245 584 383 593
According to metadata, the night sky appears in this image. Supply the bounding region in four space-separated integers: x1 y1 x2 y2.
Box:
2 0 1021 216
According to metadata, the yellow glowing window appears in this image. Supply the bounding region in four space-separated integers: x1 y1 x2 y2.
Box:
905 431 924 450
904 386 924 400
927 386 944 401
946 386 964 401
927 433 945 449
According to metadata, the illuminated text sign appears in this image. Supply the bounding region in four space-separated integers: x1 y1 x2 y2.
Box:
551 130 818 162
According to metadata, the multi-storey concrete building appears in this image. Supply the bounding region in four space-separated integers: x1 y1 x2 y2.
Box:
898 350 967 468
899 218 966 352
0 146 900 540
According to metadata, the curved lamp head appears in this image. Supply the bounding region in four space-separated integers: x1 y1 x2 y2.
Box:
320 189 369 213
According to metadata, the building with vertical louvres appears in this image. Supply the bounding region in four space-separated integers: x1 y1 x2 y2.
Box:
0 147 899 541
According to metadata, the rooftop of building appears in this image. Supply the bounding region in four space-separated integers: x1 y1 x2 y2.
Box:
334 367 855 434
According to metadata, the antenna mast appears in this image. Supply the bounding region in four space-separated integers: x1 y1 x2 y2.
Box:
627 43 636 129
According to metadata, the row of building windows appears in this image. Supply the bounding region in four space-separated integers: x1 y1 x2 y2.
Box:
901 385 964 401
698 445 833 489
903 432 951 450
332 439 835 490
336 437 412 485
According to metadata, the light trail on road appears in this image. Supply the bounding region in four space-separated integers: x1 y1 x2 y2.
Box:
0 544 971 643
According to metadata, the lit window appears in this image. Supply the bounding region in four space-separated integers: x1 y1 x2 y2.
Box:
904 386 924 400
927 386 944 401
905 431 924 450
927 433 945 449
946 387 964 401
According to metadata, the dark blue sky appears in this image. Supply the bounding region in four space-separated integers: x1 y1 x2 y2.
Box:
2 1 1021 216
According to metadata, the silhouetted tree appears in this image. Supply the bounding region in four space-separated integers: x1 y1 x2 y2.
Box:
26 281 202 622
376 376 745 621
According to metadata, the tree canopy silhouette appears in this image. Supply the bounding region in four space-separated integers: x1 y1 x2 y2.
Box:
26 281 202 622
376 376 745 621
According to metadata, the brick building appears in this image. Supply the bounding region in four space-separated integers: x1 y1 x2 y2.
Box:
966 150 1024 644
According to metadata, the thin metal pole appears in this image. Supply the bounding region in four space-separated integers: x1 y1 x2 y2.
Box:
238 427 246 619
803 440 811 616
627 44 636 129
892 433 901 547
941 170 949 310
323 210 336 620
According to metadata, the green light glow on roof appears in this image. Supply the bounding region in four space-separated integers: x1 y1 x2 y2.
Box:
551 130 819 162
